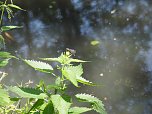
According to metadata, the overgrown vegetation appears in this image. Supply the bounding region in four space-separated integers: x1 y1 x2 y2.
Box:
0 1 107 114
0 51 107 114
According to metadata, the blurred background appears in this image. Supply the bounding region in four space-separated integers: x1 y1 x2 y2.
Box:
1 0 152 114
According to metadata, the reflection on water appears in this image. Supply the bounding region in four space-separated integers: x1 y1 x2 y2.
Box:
2 0 152 114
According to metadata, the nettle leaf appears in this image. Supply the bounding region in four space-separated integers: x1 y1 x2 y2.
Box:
62 64 94 86
62 64 95 87
62 64 83 87
0 51 16 67
24 59 53 73
8 86 47 99
77 77 96 86
51 94 71 114
0 51 16 58
27 99 44 114
43 102 54 114
8 4 25 11
69 107 92 114
62 68 78 86
0 59 9 67
0 88 11 106
75 93 107 114
1 26 22 32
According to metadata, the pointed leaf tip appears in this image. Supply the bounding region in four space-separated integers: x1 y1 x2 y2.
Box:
76 93 107 114
24 59 53 73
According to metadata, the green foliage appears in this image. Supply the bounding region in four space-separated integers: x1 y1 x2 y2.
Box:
62 64 95 87
40 53 88 65
51 95 71 114
0 30 106 113
1 26 22 32
76 93 107 114
0 0 25 24
0 51 16 67
0 51 16 58
0 0 24 49
69 107 92 114
77 76 96 86
7 4 25 11
0 88 11 106
43 102 54 114
0 1 106 113
0 50 107 114
62 65 80 87
27 99 44 113
0 58 9 67
24 59 53 73
8 86 47 99
23 51 106 114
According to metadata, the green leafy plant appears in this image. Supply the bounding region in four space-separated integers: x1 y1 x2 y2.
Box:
0 51 16 67
0 0 24 49
0 50 107 114
0 2 26 113
0 0 25 25
0 1 107 113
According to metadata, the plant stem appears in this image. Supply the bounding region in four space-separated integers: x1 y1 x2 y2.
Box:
0 0 8 26
0 7 4 26
4 0 8 4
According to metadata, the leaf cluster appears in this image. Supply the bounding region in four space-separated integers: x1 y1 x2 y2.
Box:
0 0 24 49
0 51 107 114
0 0 25 23
0 1 107 113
